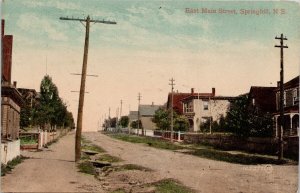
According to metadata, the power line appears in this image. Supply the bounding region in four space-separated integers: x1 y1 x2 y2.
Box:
70 73 99 77
70 91 89 93
274 33 288 161
60 15 116 162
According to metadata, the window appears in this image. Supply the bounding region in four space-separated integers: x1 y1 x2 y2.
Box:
293 88 299 105
284 91 286 107
184 101 193 113
252 98 255 106
203 101 209 110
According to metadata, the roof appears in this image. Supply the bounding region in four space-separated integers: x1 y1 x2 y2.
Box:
139 104 162 116
275 76 299 91
167 88 217 114
167 93 191 114
249 86 277 113
128 111 138 121
181 94 235 102
17 88 38 97
1 83 25 106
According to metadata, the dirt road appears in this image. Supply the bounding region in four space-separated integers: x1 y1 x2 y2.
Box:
1 131 104 192
84 132 298 193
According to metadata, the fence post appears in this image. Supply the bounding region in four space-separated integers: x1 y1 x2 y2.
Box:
178 131 180 141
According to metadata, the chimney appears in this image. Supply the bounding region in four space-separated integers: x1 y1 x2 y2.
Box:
1 19 4 39
13 81 17 87
191 88 194 94
212 88 215 96
277 81 281 87
151 102 154 106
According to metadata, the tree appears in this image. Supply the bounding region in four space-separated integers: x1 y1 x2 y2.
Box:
248 107 273 137
110 117 117 128
32 75 74 131
174 115 189 131
226 94 273 137
152 108 189 131
130 120 142 129
152 108 171 130
20 104 31 129
226 94 250 137
119 116 129 128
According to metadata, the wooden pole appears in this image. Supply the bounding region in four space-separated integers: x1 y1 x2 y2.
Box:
60 15 116 162
275 34 288 161
75 16 90 162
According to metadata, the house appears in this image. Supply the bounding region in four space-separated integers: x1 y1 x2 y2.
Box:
181 88 235 132
17 88 39 130
1 19 24 164
17 88 39 108
128 111 138 127
138 103 162 130
274 76 299 136
248 86 277 113
167 91 191 115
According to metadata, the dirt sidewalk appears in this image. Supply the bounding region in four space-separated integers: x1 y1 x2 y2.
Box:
1 131 104 192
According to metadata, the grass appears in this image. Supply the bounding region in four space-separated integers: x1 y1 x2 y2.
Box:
107 133 294 165
77 161 97 175
188 148 289 165
117 164 152 172
81 137 92 144
81 152 91 160
81 137 106 153
20 138 38 145
152 179 194 193
82 144 106 153
1 156 28 176
96 154 122 163
108 133 182 151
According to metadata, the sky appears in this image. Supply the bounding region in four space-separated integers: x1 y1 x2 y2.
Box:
2 0 300 131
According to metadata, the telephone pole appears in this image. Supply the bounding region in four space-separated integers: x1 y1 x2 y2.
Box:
120 100 123 119
169 78 175 142
108 107 111 128
137 93 142 136
60 15 116 162
275 33 288 161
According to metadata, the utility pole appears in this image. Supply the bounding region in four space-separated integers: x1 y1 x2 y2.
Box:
169 78 175 142
116 107 119 129
120 100 123 120
60 15 116 162
209 96 212 134
137 93 141 136
275 33 288 161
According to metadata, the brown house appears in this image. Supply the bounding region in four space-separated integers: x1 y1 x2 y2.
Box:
248 86 277 113
274 76 299 136
1 20 24 163
248 76 299 137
